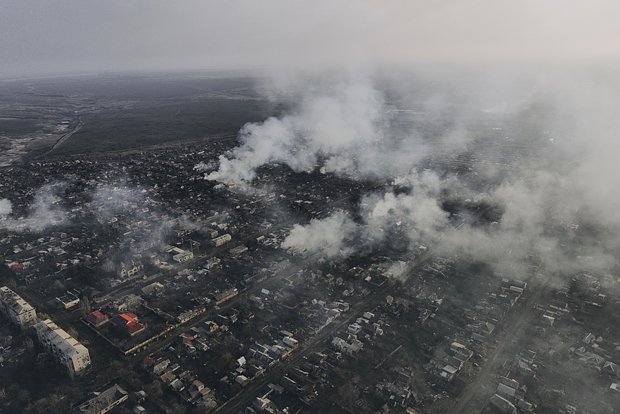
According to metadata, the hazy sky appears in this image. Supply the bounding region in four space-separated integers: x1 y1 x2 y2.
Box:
1 0 620 78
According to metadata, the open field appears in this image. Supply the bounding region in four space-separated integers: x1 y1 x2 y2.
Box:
0 73 273 162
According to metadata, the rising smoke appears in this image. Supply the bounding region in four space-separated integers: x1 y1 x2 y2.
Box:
281 210 357 259
0 183 70 232
206 69 620 282
0 198 12 217
206 75 431 184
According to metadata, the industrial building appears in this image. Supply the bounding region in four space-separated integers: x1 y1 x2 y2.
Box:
0 286 37 328
35 318 91 377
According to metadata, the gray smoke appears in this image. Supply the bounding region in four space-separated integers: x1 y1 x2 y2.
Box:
281 211 357 259
0 183 69 233
207 76 399 184
204 71 541 185
88 181 203 255
248 70 620 283
88 182 147 222
0 199 12 217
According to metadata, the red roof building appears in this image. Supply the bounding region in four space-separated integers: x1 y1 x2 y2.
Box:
119 312 138 324
8 263 24 271
111 312 145 336
126 321 145 336
86 310 109 327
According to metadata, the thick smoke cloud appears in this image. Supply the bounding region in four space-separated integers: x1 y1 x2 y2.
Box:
207 77 401 184
219 70 620 283
0 199 12 217
0 181 201 246
280 171 450 260
0 183 69 233
281 211 357 259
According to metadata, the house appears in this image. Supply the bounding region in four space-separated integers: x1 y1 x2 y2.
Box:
450 342 474 361
8 262 25 271
603 361 620 377
86 310 108 327
236 375 249 386
497 377 519 399
214 288 238 305
141 282 165 297
152 359 170 375
282 337 299 348
160 371 175 384
348 323 362 335
331 336 363 355
188 380 211 400
489 394 517 414
440 365 458 381
170 379 185 392
213 234 232 247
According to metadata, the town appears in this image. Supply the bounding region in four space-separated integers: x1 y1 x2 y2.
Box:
1 125 619 414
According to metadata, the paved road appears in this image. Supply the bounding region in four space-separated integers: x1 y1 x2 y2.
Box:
34 117 84 159
448 276 550 414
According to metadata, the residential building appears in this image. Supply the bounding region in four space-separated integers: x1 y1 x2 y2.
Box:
111 312 145 336
76 384 128 414
86 310 109 327
213 234 232 247
214 288 238 305
35 318 91 377
0 286 37 328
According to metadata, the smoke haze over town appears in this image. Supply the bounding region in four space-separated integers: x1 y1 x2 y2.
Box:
0 2 619 414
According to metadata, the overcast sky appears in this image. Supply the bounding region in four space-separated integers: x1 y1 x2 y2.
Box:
1 0 619 78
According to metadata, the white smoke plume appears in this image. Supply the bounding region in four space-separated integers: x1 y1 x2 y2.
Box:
281 210 357 259
0 183 69 232
281 171 450 260
206 76 421 184
206 68 620 283
0 199 12 217
204 71 543 186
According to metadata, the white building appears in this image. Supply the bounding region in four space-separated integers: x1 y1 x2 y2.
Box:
213 234 232 247
35 318 91 377
0 286 37 328
173 251 193 263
